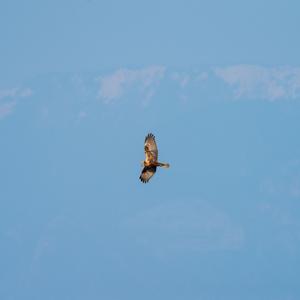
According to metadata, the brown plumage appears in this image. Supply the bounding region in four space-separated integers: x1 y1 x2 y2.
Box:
139 133 170 183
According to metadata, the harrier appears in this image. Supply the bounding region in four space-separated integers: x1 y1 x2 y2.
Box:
139 133 170 183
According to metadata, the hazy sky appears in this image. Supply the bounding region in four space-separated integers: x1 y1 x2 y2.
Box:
1 1 300 299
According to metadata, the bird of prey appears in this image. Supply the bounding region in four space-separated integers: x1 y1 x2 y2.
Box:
139 133 170 183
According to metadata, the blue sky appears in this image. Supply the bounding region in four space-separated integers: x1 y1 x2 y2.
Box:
1 1 300 299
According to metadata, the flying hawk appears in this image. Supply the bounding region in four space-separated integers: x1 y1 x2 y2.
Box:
139 133 170 183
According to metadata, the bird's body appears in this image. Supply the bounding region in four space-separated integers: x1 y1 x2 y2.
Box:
139 133 170 183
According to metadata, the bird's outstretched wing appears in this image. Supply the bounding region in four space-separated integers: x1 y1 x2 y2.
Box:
139 166 157 183
144 133 158 162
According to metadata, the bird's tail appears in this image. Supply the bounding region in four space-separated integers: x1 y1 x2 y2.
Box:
157 162 170 168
